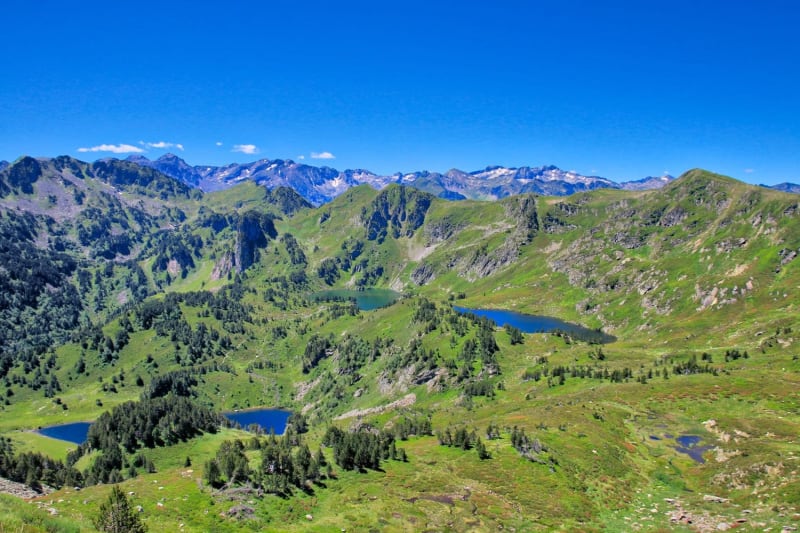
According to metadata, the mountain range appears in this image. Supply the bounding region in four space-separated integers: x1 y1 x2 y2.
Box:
125 153 675 204
1 154 795 205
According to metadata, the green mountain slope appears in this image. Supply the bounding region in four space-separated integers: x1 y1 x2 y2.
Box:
0 164 798 531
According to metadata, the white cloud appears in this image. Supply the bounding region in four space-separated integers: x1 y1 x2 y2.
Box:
77 144 144 154
232 144 259 155
744 168 755 174
216 141 223 147
311 151 335 160
297 155 305 160
140 141 184 151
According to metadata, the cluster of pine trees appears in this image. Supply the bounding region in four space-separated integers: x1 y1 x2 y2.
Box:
504 324 525 345
436 426 490 460
302 333 391 383
64 395 220 485
301 334 333 373
671 354 719 376
510 426 556 469
84 395 220 453
204 433 328 496
391 415 433 440
323 426 406 470
135 290 245 347
0 437 82 491
463 378 496 398
142 363 234 400
280 233 307 266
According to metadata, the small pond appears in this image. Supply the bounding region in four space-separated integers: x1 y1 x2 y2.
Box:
224 408 291 435
453 307 615 344
311 288 401 311
674 434 713 463
38 422 92 445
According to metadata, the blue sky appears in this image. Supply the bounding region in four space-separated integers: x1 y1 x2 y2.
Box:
1 0 798 184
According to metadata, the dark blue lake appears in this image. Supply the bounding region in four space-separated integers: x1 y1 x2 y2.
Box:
311 289 401 311
453 307 615 344
224 409 291 435
38 422 91 445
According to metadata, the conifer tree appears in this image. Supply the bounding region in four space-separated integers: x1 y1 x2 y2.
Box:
93 485 147 533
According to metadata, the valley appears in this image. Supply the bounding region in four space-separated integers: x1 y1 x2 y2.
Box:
0 157 798 531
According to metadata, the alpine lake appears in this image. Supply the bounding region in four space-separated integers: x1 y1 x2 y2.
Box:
37 422 92 445
453 306 615 343
39 410 292 445
310 288 401 311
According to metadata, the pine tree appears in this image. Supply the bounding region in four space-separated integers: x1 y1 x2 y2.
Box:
25 470 41 493
93 485 147 533
295 444 312 483
204 459 222 488
476 437 490 460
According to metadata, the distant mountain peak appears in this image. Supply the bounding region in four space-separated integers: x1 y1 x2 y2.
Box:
763 182 800 194
156 153 184 162
620 174 675 191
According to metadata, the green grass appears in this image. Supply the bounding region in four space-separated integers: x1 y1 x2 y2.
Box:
0 494 85 533
6 431 79 462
